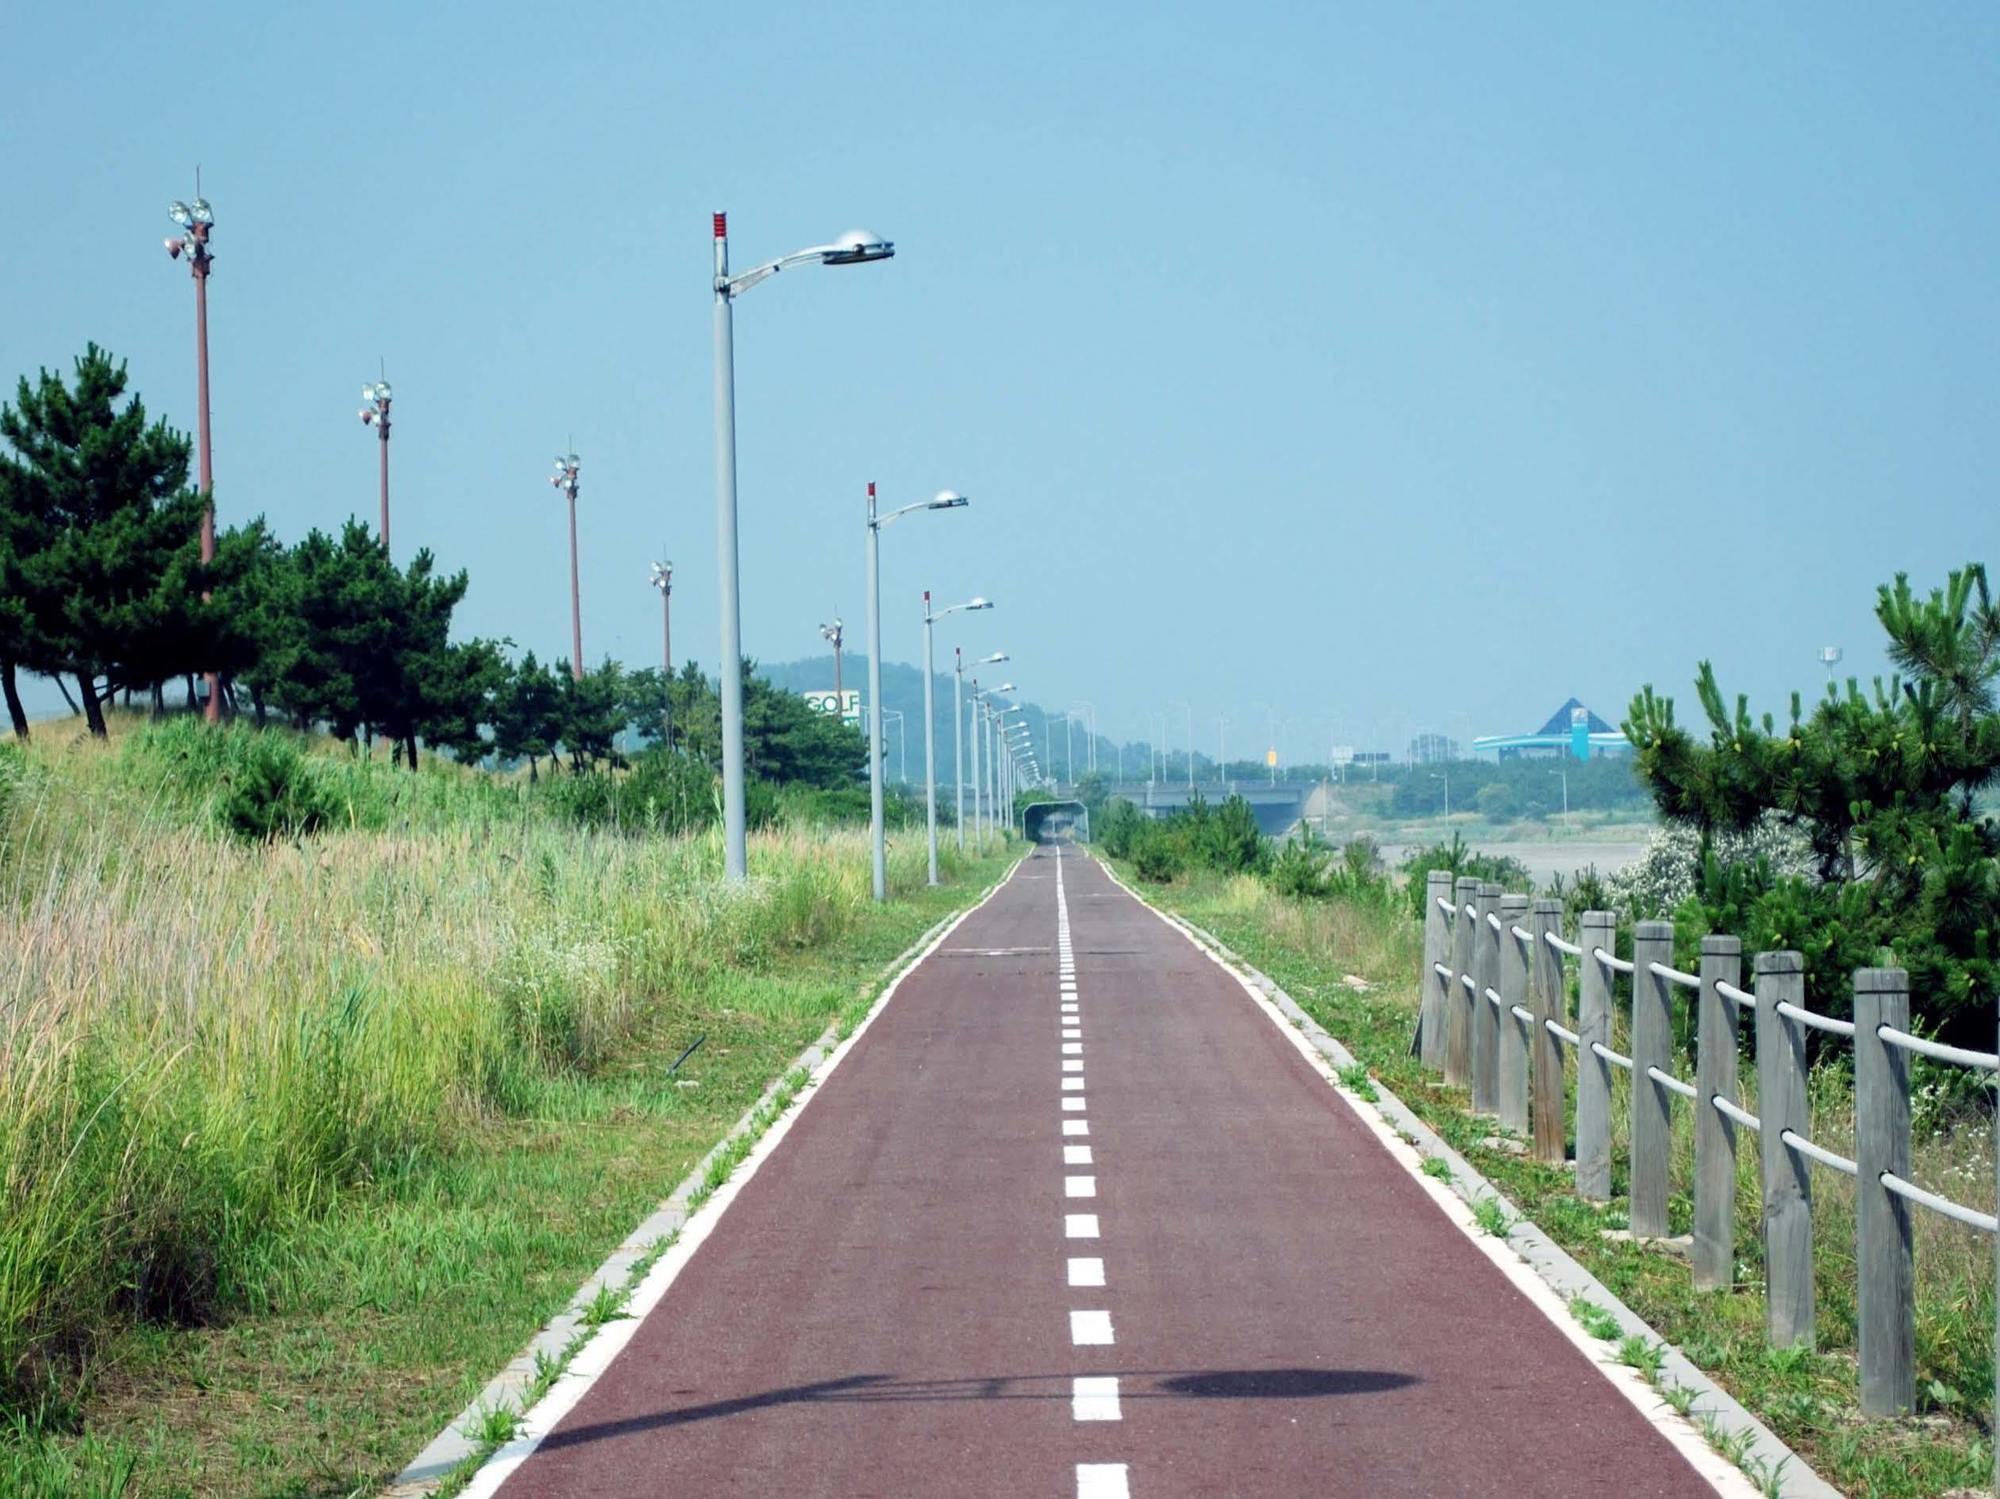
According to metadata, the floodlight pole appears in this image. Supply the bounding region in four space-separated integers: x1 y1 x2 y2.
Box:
552 456 584 679
652 561 673 745
361 384 393 553
165 192 220 722
953 649 965 851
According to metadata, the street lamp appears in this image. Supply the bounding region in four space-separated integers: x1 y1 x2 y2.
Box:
922 593 992 884
1070 701 1097 776
358 381 394 552
650 560 673 744
1169 699 1194 788
970 679 1013 847
713 214 894 884
164 191 220 723
550 452 584 680
958 652 1006 850
865 484 969 901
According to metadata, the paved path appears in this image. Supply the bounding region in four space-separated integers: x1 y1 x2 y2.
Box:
489 843 1719 1497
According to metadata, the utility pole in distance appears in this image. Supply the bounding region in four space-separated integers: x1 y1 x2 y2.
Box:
551 452 584 679
651 560 673 745
163 187 220 722
359 378 394 552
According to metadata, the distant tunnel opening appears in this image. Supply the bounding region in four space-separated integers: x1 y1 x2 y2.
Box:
1024 800 1089 844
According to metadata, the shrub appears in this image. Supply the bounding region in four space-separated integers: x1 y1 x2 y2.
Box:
217 733 336 842
1132 824 1185 882
1268 835 1332 899
1399 832 1531 918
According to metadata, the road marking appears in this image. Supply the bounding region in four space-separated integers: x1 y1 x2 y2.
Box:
1071 1376 1121 1421
1062 1076 1086 1090
1067 1255 1106 1287
1062 1058 1084 1072
1062 1096 1086 1111
1064 1174 1096 1198
1077 1463 1130 1497
1064 1213 1099 1238
1062 1118 1089 1136
1064 1145 1093 1165
1061 1004 1079 1015
1070 1309 1114 1345
1062 1041 1083 1055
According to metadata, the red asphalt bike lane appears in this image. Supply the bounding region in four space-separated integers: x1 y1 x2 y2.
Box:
487 843 1722 1498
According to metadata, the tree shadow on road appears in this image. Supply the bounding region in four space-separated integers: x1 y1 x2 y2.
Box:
538 1366 1418 1453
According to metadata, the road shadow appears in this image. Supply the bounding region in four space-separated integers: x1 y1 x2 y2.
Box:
538 1365 1417 1453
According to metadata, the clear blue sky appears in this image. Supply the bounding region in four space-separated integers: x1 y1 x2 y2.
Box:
5 2 1995 764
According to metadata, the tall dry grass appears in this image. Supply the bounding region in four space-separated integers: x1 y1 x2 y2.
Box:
0 722 961 1408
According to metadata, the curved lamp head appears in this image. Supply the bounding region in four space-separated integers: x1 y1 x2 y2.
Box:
965 596 991 610
980 652 1009 665
928 490 969 510
821 229 894 266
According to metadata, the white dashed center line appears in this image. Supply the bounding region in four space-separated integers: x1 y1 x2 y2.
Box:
1064 1213 1099 1239
1067 1256 1105 1288
1064 1145 1093 1165
1062 1119 1089 1136
1077 1463 1131 1498
1064 1175 1096 1198
1071 1377 1121 1421
1069 1309 1114 1345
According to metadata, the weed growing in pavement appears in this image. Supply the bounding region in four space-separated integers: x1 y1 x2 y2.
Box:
1337 1063 1379 1101
1132 863 1997 1497
1660 1383 1699 1417
579 1283 629 1328
1470 1197 1510 1237
1618 1334 1667 1381
1420 1156 1454 1183
465 1404 519 1447
1570 1298 1622 1341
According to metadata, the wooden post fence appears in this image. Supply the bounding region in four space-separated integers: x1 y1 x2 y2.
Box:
1855 967 1914 1416
1472 882 1502 1116
1629 920 1675 1240
1446 875 1478 1088
1528 897 1566 1165
1498 893 1531 1137
1419 870 1452 1072
1576 910 1617 1203
1693 934 1741 1292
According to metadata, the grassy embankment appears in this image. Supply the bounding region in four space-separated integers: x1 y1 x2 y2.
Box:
0 717 1012 1497
1125 864 1993 1498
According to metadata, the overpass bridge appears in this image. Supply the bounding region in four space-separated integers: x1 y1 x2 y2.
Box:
1084 779 1323 837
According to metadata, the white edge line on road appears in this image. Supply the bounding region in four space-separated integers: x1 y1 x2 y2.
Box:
449 858 1027 1499
1088 850 1806 1499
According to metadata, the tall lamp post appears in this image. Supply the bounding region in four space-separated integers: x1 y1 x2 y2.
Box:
650 560 673 744
864 484 968 901
1170 699 1194 787
971 681 1014 846
713 213 894 883
164 191 219 723
550 452 584 679
955 651 1006 850
921 593 992 884
1071 701 1097 775
359 380 393 551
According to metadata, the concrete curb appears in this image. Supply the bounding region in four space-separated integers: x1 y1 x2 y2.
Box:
1098 858 1839 1499
383 864 1019 1496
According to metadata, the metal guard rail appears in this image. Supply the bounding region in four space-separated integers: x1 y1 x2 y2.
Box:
1776 1000 1856 1038
1879 1171 1999 1235
1876 1025 1999 1072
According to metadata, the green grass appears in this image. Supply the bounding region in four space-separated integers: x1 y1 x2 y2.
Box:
1126 864 1994 1498
0 714 1016 1495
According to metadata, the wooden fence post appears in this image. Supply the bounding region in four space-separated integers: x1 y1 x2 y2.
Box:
1576 910 1617 1203
1629 920 1675 1240
1472 882 1502 1116
1497 893 1531 1136
1755 951 1813 1350
1855 967 1914 1417
1419 871 1452 1072
1446 875 1479 1088
1694 934 1742 1292
1528 898 1567 1166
